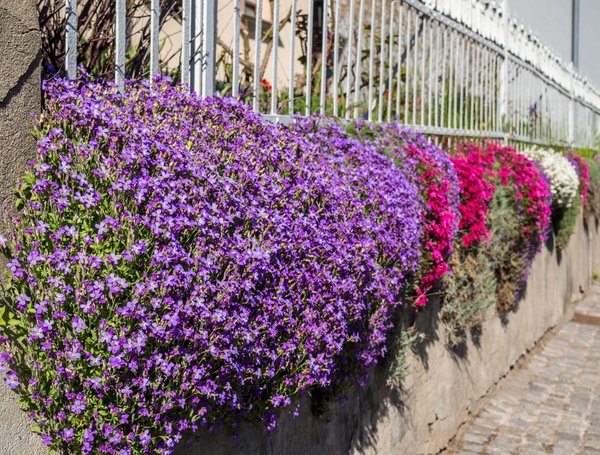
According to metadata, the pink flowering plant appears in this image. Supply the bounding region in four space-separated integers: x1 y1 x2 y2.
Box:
451 143 496 248
484 144 552 307
567 151 590 205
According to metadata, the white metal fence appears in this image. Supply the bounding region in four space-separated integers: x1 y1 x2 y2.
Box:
63 0 600 149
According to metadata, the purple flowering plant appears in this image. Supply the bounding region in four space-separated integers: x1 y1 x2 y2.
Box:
0 76 412 453
289 117 424 362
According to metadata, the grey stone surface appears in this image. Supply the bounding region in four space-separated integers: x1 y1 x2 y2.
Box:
0 0 41 212
174 215 600 455
448 285 600 455
0 1 44 454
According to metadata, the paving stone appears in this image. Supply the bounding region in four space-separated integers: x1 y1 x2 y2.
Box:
446 288 600 455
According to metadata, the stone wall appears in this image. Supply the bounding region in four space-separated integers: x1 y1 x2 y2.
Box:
0 2 45 454
175 213 600 455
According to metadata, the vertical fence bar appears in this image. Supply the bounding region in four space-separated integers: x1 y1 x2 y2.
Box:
427 18 433 126
319 0 328 115
482 48 488 133
344 0 356 118
499 1 509 141
463 37 469 131
353 0 365 119
203 0 217 96
394 2 403 120
305 0 314 114
420 16 426 125
332 0 341 116
192 0 203 93
115 0 126 92
411 13 419 124
377 0 387 122
232 0 241 96
492 51 498 133
253 0 263 111
65 0 78 79
447 29 455 128
404 6 411 124
150 0 160 76
367 0 377 120
288 0 297 113
440 25 447 128
386 1 396 122
453 35 460 129
182 0 192 87
271 0 280 113
471 44 478 131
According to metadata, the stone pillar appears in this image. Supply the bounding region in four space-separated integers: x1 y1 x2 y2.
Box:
0 2 45 454
0 0 41 210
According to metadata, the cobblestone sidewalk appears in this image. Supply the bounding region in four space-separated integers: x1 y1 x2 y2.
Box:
446 284 600 455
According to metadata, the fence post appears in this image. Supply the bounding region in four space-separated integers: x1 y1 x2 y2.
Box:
202 0 217 96
115 0 126 92
498 0 509 144
65 0 78 79
569 75 576 147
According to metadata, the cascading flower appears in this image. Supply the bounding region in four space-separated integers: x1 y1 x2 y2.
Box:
566 151 590 204
348 122 460 308
289 116 423 363
0 76 397 454
451 143 496 248
522 148 579 209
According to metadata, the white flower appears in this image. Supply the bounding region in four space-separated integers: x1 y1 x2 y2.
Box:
522 149 579 209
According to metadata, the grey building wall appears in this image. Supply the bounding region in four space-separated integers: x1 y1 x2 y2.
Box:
508 0 600 89
508 0 573 64
580 0 600 87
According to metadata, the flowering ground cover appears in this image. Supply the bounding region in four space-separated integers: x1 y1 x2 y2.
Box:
347 122 460 307
0 77 595 454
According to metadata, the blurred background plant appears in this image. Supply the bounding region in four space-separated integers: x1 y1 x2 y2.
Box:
38 0 183 81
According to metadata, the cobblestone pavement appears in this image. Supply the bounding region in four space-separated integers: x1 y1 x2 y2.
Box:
447 284 600 455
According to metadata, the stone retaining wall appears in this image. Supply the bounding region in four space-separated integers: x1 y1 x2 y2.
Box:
175 213 600 455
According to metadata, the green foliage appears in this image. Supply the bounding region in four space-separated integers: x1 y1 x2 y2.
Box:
386 328 420 387
441 244 496 345
554 194 581 250
441 184 529 340
584 157 600 218
574 148 599 159
489 185 526 312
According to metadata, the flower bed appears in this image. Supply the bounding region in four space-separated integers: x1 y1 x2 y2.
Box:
347 122 460 307
0 77 595 454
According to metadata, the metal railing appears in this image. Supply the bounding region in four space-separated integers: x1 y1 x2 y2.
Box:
62 0 600 149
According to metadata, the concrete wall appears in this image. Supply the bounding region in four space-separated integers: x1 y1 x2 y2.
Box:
175 213 600 455
0 2 46 455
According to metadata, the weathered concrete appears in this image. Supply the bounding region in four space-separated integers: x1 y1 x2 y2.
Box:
447 286 600 455
175 213 600 455
0 0 41 213
0 2 44 455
